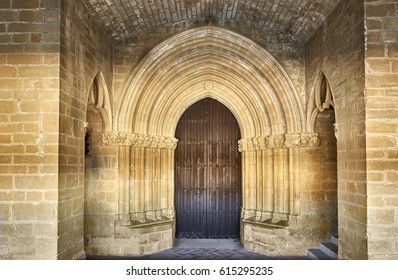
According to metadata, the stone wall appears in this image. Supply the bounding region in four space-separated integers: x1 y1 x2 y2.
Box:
305 0 367 259
58 0 113 259
364 0 398 260
0 0 113 259
84 108 119 256
0 0 61 260
2 0 396 260
84 124 175 256
240 110 337 256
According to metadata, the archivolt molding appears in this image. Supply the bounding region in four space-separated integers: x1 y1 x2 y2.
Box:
238 133 320 151
115 26 306 139
101 131 178 149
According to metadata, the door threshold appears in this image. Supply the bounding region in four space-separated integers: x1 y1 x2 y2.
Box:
174 238 243 250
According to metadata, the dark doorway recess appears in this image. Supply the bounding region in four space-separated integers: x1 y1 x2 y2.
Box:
175 98 242 239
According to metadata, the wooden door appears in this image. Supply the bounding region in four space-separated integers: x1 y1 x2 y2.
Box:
175 98 241 238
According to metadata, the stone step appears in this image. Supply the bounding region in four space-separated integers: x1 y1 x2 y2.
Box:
307 234 339 260
307 248 334 260
319 241 338 259
330 234 338 245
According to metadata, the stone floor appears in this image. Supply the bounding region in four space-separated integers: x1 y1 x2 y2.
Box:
87 239 309 260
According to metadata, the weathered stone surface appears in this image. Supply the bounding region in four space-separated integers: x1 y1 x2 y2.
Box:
82 0 340 43
1 0 397 260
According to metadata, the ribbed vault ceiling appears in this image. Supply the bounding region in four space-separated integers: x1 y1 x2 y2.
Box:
83 0 341 43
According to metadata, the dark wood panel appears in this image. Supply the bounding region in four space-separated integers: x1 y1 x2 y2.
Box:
175 98 241 239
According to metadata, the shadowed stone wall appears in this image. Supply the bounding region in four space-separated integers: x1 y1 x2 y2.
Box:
306 0 367 259
364 0 398 260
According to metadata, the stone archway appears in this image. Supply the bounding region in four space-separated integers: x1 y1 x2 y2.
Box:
99 26 328 256
115 26 305 137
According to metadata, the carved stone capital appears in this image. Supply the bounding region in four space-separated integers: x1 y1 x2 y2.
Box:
239 133 320 151
269 134 285 149
101 131 178 149
298 133 320 147
238 136 269 152
284 133 301 148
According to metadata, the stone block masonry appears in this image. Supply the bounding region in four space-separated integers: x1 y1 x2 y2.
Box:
0 0 113 259
305 0 367 259
365 0 398 260
1 0 398 260
57 0 113 260
0 0 61 260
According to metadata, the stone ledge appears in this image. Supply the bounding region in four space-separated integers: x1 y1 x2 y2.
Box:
124 219 174 229
242 219 289 229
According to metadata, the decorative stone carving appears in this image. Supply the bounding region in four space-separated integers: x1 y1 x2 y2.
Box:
238 133 320 151
284 134 301 148
299 133 321 147
101 131 178 149
204 81 214 91
269 134 285 149
238 137 269 152
241 208 289 227
87 71 113 131
315 76 334 113
306 71 335 134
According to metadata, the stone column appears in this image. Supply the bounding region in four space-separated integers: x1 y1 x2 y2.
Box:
118 145 131 225
238 133 320 223
101 132 178 225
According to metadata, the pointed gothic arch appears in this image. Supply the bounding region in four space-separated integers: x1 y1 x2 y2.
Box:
101 27 328 255
115 26 306 138
307 70 336 134
87 71 113 132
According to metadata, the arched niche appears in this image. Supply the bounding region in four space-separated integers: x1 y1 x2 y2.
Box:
305 69 338 242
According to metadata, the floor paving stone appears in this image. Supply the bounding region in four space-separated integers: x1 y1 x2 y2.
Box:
87 239 308 260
